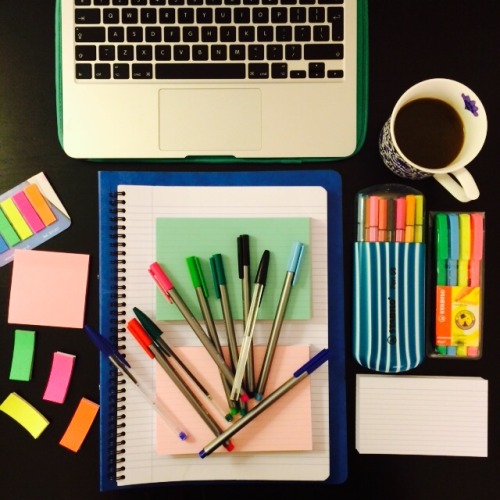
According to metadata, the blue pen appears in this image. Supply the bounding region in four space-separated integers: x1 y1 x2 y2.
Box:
199 348 330 458
255 241 305 400
83 325 188 441
447 214 459 286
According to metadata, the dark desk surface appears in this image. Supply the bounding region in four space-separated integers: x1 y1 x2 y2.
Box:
1 2 498 499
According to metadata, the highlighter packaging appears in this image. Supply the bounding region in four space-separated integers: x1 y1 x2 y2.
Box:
353 184 425 373
428 211 485 359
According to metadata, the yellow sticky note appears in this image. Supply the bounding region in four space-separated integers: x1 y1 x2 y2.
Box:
60 398 99 452
0 392 49 438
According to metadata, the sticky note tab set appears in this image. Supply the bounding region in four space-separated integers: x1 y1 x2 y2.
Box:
0 172 71 266
430 212 485 359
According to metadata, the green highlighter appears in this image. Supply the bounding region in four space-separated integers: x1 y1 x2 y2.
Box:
435 213 449 287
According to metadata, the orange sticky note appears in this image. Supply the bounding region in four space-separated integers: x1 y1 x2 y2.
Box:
8 249 90 328
59 398 99 452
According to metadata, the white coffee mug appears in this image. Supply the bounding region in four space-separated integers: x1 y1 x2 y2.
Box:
379 79 487 202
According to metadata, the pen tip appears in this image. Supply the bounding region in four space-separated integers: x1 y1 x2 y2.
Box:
199 450 207 459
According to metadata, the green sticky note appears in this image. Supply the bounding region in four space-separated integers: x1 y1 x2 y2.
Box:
9 330 36 381
155 218 310 321
0 208 21 247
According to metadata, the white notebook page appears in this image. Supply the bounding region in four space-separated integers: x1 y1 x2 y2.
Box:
356 374 488 457
116 185 330 485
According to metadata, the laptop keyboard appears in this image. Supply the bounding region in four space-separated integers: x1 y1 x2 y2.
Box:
74 0 345 81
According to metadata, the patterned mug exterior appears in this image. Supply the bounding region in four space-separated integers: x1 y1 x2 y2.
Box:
379 119 431 180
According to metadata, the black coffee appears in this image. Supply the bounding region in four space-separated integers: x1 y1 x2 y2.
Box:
394 98 465 169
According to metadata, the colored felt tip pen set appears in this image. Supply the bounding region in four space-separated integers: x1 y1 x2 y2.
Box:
353 183 485 374
86 238 319 456
432 212 485 358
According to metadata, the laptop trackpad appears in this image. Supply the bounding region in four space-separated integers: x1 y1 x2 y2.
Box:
159 88 262 152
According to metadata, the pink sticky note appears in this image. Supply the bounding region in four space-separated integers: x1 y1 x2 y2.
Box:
156 345 313 455
8 249 90 328
43 352 76 404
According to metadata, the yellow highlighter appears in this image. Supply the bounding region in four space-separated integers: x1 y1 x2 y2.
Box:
404 194 416 242
458 214 471 286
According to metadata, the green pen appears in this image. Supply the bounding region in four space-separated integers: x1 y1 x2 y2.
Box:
132 306 232 421
186 257 237 417
435 213 449 287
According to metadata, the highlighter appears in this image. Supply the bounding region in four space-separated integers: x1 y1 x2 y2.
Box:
353 184 425 373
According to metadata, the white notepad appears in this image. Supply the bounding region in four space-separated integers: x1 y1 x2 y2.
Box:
115 185 330 486
356 374 488 457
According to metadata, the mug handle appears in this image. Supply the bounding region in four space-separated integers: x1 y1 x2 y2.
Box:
434 169 480 202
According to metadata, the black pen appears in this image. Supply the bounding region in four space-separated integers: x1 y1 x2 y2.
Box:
230 250 270 401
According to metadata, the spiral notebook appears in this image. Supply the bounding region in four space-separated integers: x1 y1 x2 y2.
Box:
97 170 347 490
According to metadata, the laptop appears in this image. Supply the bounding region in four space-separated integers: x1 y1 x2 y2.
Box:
56 0 367 161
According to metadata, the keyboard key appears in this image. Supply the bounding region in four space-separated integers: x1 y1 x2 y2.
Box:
113 63 130 79
327 69 344 78
304 43 343 59
75 27 105 43
290 70 306 78
156 63 246 79
75 9 101 24
249 63 269 78
76 45 97 61
75 63 92 79
308 62 325 77
132 63 153 78
271 62 287 78
95 63 111 79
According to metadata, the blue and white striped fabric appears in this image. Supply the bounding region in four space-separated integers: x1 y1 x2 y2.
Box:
353 242 425 373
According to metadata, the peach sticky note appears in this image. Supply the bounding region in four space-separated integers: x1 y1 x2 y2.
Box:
0 392 49 438
43 352 76 404
156 344 313 455
8 249 90 328
60 398 100 452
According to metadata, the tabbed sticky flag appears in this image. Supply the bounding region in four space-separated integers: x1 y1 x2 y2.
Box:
59 398 100 452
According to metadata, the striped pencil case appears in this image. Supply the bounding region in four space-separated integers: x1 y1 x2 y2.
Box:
352 184 426 373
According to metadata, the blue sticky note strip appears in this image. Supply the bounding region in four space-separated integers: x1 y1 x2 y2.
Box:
0 233 8 253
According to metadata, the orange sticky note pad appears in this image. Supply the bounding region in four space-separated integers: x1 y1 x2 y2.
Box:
8 249 90 328
60 398 99 452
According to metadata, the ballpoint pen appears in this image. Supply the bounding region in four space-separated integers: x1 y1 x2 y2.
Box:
231 250 270 401
237 234 254 394
447 214 459 286
133 306 231 421
83 324 188 441
127 319 234 452
458 213 471 286
255 242 304 401
149 261 250 404
199 348 330 458
469 213 484 287
435 213 449 287
186 257 236 418
209 254 239 376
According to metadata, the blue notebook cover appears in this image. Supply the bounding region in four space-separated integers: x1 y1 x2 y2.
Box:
97 169 347 489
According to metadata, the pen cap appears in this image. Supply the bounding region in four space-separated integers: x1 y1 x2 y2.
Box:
355 184 425 243
127 319 154 359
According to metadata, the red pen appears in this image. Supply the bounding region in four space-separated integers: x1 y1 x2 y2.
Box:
127 319 234 452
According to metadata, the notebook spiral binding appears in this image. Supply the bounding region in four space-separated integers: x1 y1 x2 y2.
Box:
108 191 127 482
